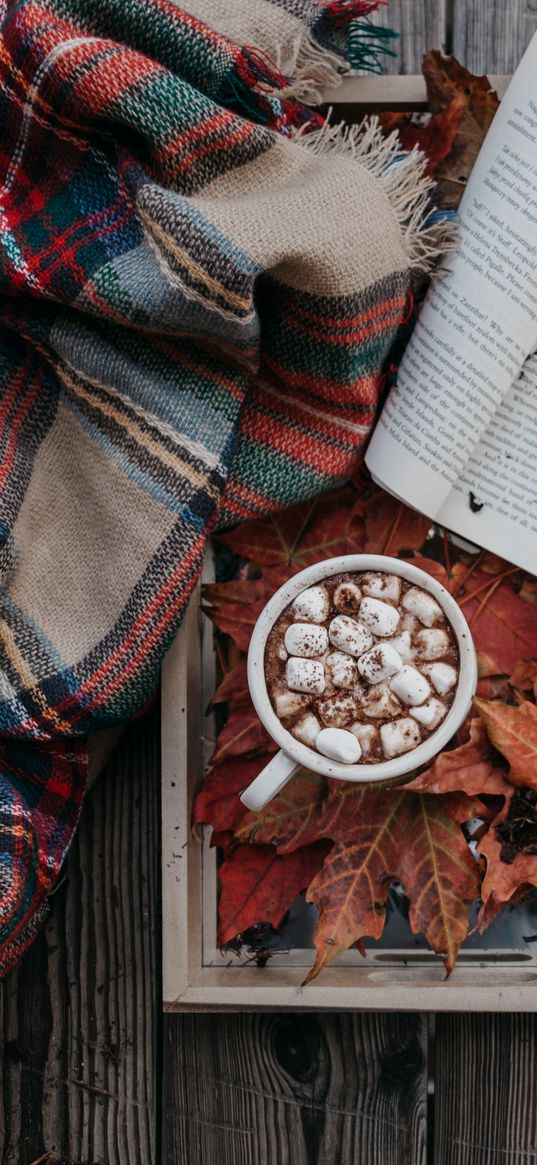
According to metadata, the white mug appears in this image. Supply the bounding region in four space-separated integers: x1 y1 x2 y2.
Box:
240 554 478 812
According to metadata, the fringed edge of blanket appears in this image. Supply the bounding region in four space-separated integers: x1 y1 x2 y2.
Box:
295 116 458 272
267 2 398 106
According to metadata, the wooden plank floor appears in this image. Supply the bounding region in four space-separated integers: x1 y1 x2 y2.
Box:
3 3 537 1163
0 708 161 1165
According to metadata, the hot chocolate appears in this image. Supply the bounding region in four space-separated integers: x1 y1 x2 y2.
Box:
264 570 459 765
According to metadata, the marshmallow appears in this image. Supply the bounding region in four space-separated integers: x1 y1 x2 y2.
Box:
423 662 458 694
361 572 401 602
402 587 442 627
316 727 361 764
359 681 402 719
359 597 400 637
349 722 379 756
284 622 328 658
358 643 403 684
277 643 289 662
415 628 450 661
325 651 357 689
333 581 362 613
292 585 329 623
381 717 421 759
410 697 447 729
401 612 420 635
389 665 431 706
318 693 358 728
329 615 373 657
286 657 326 695
293 713 322 748
273 689 311 718
383 630 414 662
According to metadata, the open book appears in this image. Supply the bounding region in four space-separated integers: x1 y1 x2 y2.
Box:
365 33 537 575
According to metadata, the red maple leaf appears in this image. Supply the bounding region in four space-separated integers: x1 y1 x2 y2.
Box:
218 842 330 945
218 492 364 591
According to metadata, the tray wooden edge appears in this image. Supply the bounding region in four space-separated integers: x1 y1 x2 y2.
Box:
161 554 537 1013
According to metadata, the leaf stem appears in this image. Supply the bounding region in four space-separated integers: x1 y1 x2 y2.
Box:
468 577 505 627
455 550 484 596
459 566 519 609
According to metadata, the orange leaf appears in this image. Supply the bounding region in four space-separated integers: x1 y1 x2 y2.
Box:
474 698 537 789
235 769 328 851
423 52 499 208
410 553 468 596
395 793 481 973
386 98 465 176
407 718 510 798
509 660 537 702
478 787 537 927
301 784 479 981
218 842 330 945
520 578 537 606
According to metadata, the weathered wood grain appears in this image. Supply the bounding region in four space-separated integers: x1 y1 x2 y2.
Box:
0 707 160 1165
434 1014 537 1165
452 1 536 73
163 1011 428 1165
363 1 447 74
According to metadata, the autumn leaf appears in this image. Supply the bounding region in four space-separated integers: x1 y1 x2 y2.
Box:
474 698 537 789
218 842 330 945
217 492 363 591
211 658 250 708
380 53 499 209
359 493 431 556
423 51 499 208
301 785 480 982
509 661 537 703
202 578 267 651
481 552 510 575
407 717 510 798
410 553 467 595
477 787 537 928
395 793 481 973
383 100 465 175
210 703 276 764
235 769 328 850
520 578 537 606
192 757 261 839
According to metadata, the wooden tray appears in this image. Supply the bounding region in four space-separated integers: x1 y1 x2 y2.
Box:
161 553 537 1012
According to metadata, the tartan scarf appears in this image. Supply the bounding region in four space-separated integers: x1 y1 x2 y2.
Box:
0 0 452 973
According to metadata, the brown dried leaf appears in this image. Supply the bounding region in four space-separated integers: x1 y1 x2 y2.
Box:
478 787 537 928
509 660 537 702
474 698 537 789
407 717 510 798
423 51 499 208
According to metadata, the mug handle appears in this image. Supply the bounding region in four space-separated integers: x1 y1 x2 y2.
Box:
240 751 300 812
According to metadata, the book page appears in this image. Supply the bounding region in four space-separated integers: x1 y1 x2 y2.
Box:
366 31 537 528
436 356 537 572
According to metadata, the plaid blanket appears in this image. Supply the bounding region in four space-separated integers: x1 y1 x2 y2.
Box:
0 0 452 972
